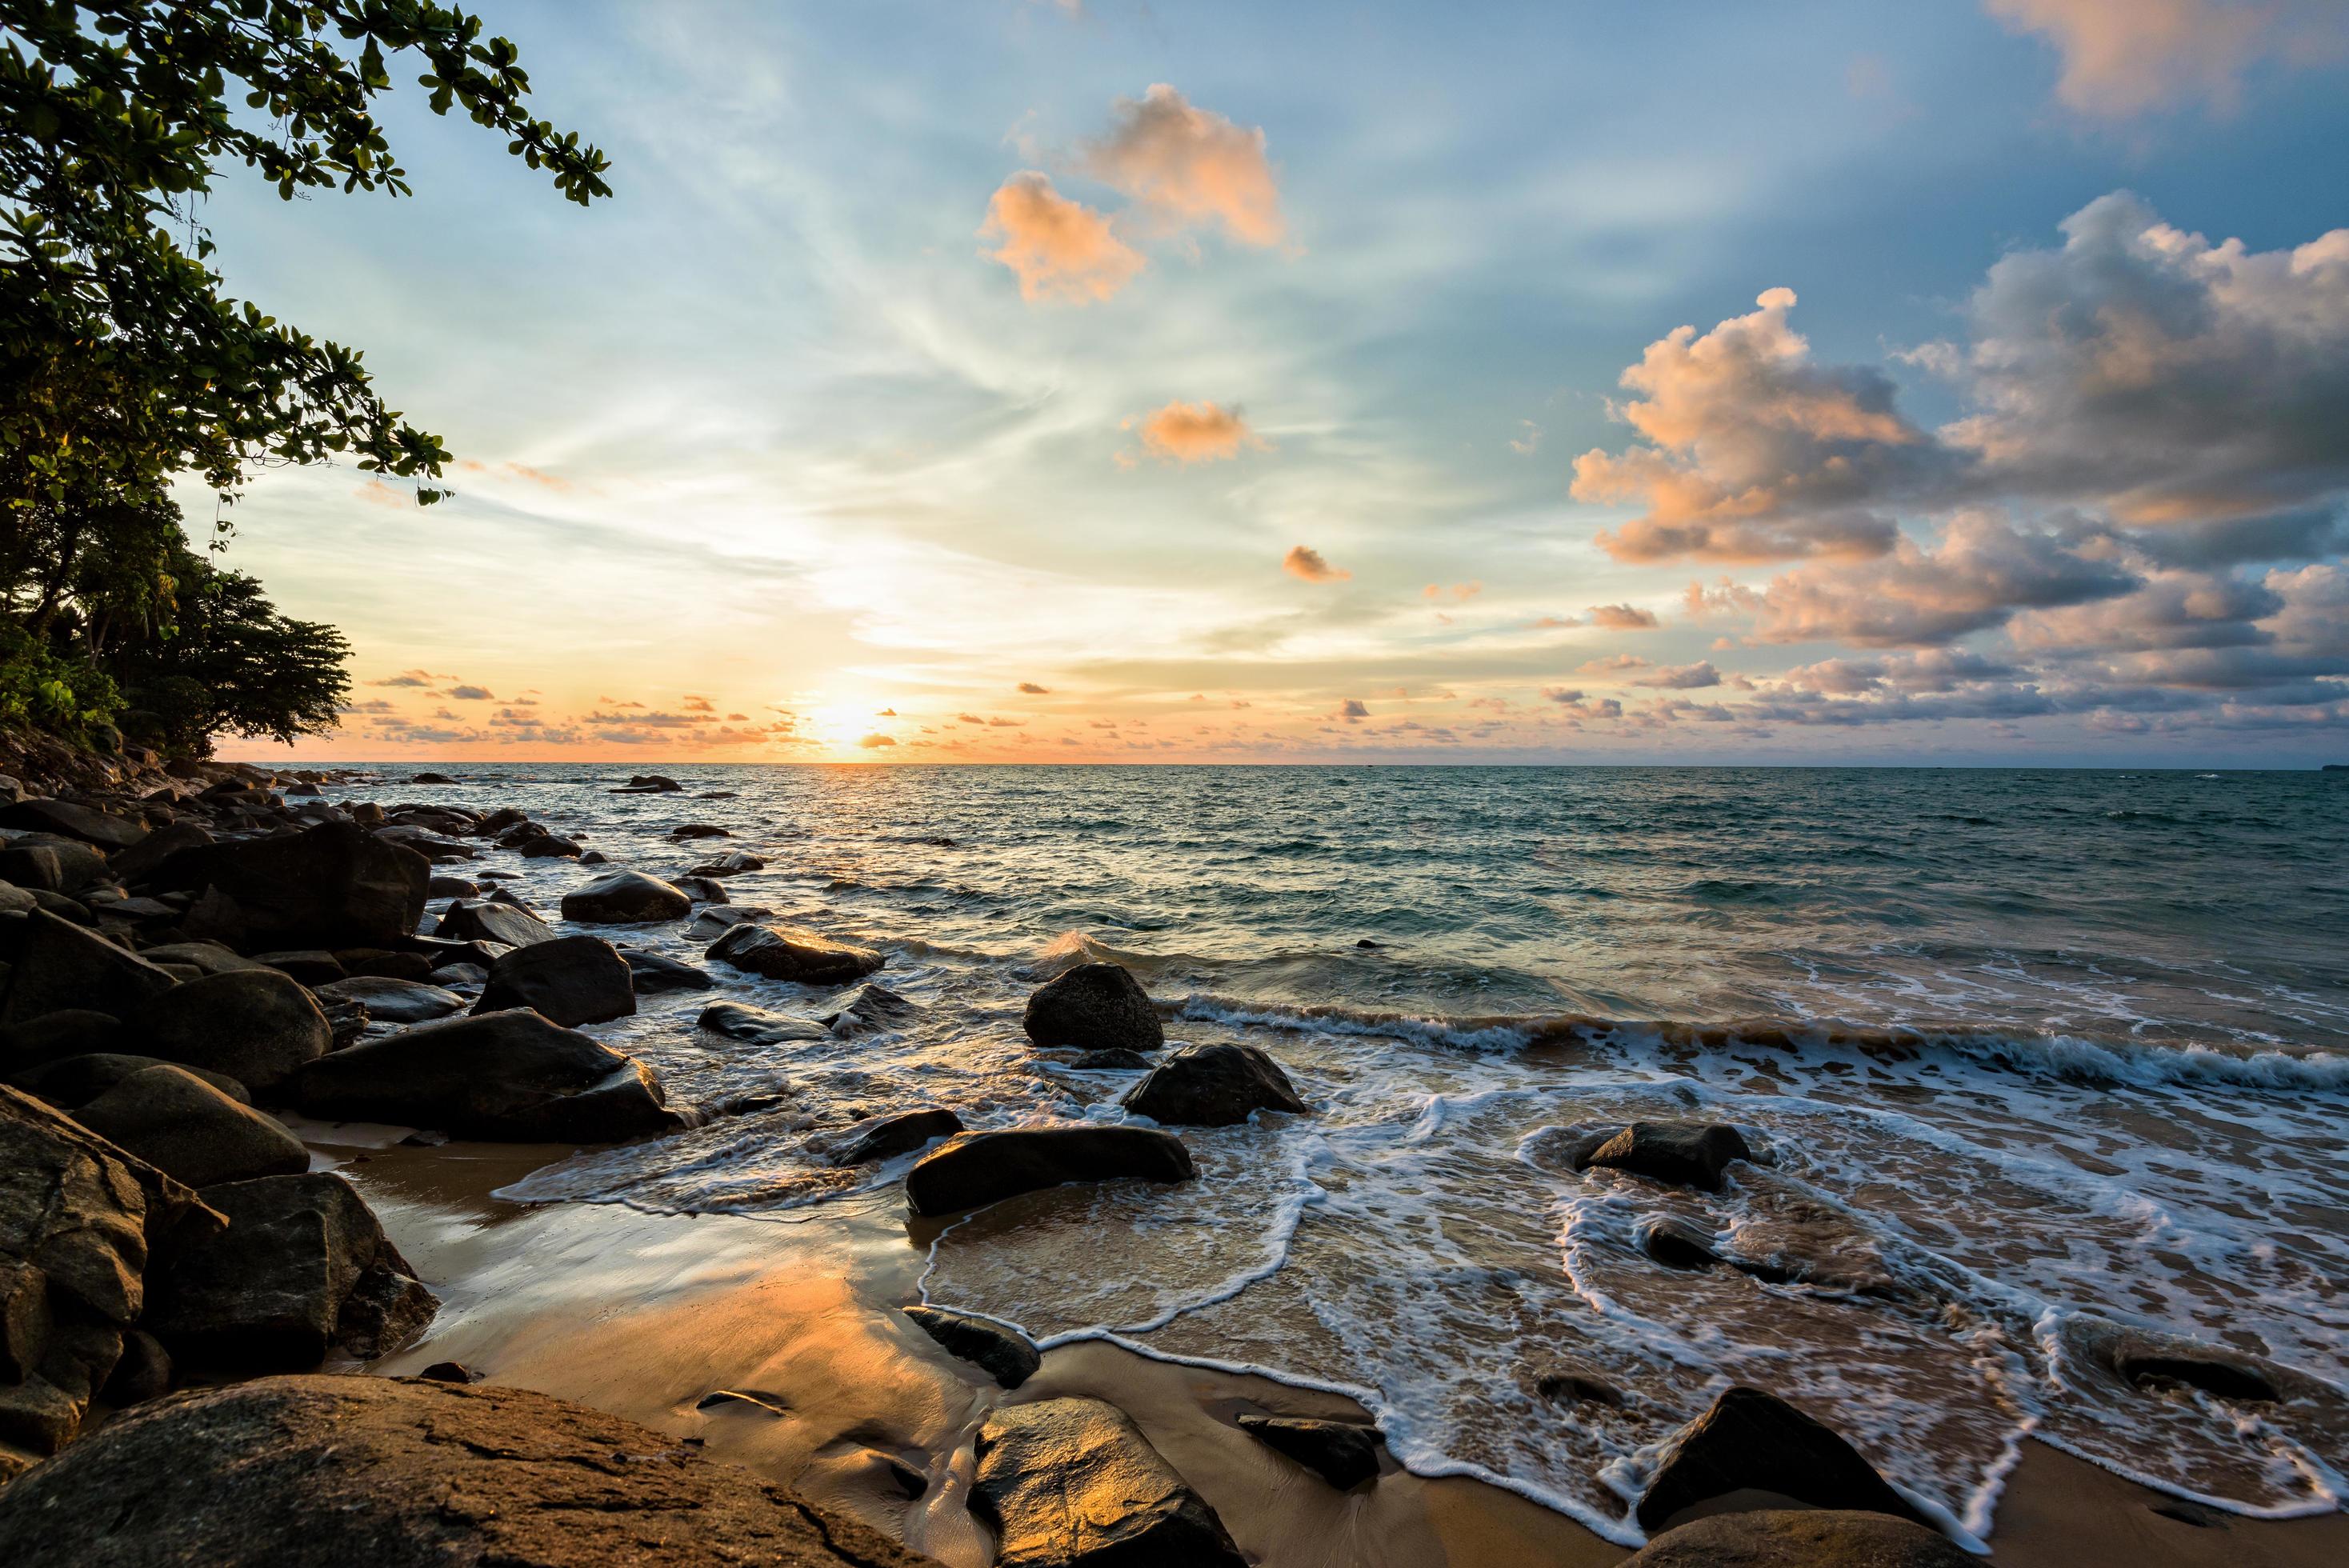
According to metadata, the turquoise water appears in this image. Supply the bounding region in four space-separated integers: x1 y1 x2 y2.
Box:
341 764 2349 1542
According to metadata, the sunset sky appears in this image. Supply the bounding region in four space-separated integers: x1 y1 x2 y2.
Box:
193 0 2349 765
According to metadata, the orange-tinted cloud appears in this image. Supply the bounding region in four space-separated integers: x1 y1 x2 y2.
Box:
1017 682 1050 694
1984 0 2341 118
1283 545 1350 582
1587 603 1661 630
1129 400 1267 463
858 733 897 748
979 171 1146 304
1083 84 1285 247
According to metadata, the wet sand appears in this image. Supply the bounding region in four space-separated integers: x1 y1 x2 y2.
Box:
320 1128 2349 1568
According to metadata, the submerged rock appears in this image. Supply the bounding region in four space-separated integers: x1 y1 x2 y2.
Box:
434 898 558 950
0 1374 934 1567
1623 1510 1970 1568
698 1001 830 1045
71 1066 306 1188
1572 1119 1755 1193
295 1010 675 1142
706 922 883 985
904 1126 1195 1218
311 975 468 1025
902 1303 1038 1388
1022 962 1162 1052
973 1397 1245 1568
825 982 915 1037
686 850 766 876
1635 1386 1926 1530
1121 1042 1308 1126
1070 1048 1151 1070
686 902 774 938
472 934 637 1028
830 1107 963 1166
618 947 714 994
559 870 690 925
1235 1414 1382 1490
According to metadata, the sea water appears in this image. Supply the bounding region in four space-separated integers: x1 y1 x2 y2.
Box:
337 763 2349 1542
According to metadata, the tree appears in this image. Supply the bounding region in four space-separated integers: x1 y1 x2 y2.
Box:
115 542 351 754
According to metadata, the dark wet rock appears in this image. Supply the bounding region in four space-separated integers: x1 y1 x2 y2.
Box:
578 849 608 866
0 798 146 850
297 1009 675 1142
1533 1360 1627 1407
1635 1386 1927 1530
313 975 467 1025
137 940 266 976
0 1008 126 1074
1573 1120 1755 1193
1639 1215 1723 1271
425 874 479 899
431 962 488 988
686 850 766 876
145 1173 432 1370
72 1066 306 1188
902 1302 1038 1388
145 822 429 952
0 845 62 893
698 1000 829 1045
618 947 714 994
1 910 177 1025
26 888 91 924
328 948 433 982
10 1052 248 1109
1623 1510 1971 1568
973 1396 1245 1568
517 834 583 859
0 1085 218 1469
1235 1414 1381 1490
15 835 108 892
673 875 726 902
670 823 730 840
102 821 213 886
826 982 915 1037
0 1374 934 1566
252 949 346 986
434 897 558 949
707 922 883 985
1070 1048 1152 1070
410 771 457 784
1022 963 1162 1052
126 968 330 1098
616 774 685 792
831 1107 963 1166
419 1359 478 1383
101 1328 172 1406
560 869 691 925
473 934 636 1028
402 934 514 970
1122 1042 1308 1127
686 902 774 938
2104 1326 2283 1403
905 1126 1196 1218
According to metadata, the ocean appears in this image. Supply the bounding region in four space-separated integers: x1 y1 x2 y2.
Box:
344 763 2349 1543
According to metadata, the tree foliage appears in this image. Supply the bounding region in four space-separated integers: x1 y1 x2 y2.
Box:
117 541 352 753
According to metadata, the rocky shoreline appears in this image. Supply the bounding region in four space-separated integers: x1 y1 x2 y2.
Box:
0 762 2318 1565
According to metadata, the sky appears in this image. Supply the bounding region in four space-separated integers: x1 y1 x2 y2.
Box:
189 0 2349 766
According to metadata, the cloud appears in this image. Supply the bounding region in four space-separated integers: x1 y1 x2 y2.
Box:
1423 582 1483 602
858 733 897 748
1129 400 1268 463
446 685 494 701
1282 545 1350 582
1017 682 1051 694
1985 0 2345 118
1510 422 1542 456
1083 84 1285 247
1586 602 1660 630
1540 687 1585 704
1579 654 1652 674
369 669 434 687
338 698 396 714
682 695 717 713
979 171 1146 304
1636 660 1723 689
1337 698 1370 721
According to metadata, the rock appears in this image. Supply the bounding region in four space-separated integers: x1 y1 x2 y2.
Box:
670 823 730 839
124 968 330 1098
1635 1386 1927 1530
14 835 107 893
0 1086 218 1465
252 949 346 986
431 962 488 988
578 849 608 865
686 850 766 876
2103 1325 2283 1403
707 922 883 985
905 1126 1195 1218
26 888 90 924
673 875 725 902
0 798 146 850
830 1107 963 1166
517 834 582 859
0 1374 935 1566
1235 1414 1381 1489
698 1000 829 1045
136 940 266 975
331 947 434 982
1533 1361 1626 1407
1121 1042 1307 1127
102 822 213 887
101 1328 171 1406
10 1053 249 1109
826 982 914 1037
426 874 479 899
296 1010 676 1142
145 822 429 951
618 948 713 994
473 934 636 1028
144 1173 433 1370
418 1360 477 1383
410 771 457 783
434 897 557 948
973 1397 1245 1568
685 901 773 938
1640 1215 1722 1271
1022 963 1162 1052
71 1066 306 1188
1574 1120 1755 1193
902 1302 1038 1388
1623 1510 1971 1568
1069 1048 1153 1070
312 975 467 1024
0 1008 125 1074
559 869 690 924
618 774 684 791
1 910 176 1025
0 846 61 893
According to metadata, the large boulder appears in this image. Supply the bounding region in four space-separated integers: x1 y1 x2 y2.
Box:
1121 1043 1307 1127
0 1008 126 1075
1623 1510 1971 1568
0 1375 936 1566
311 975 467 1025
1 910 176 1024
102 821 212 887
904 1126 1195 1218
1635 1386 1927 1530
1022 964 1162 1052
0 798 145 850
434 898 557 949
0 1086 218 1474
559 870 690 925
618 947 713 994
902 1302 1038 1389
296 1010 676 1142
706 922 883 985
973 1397 1245 1568
830 1107 963 1166
10 1053 247 1109
70 1066 306 1189
144 1173 434 1370
472 935 636 1028
1572 1120 1755 1193
144 822 428 951
124 968 330 1099
1234 1414 1381 1490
